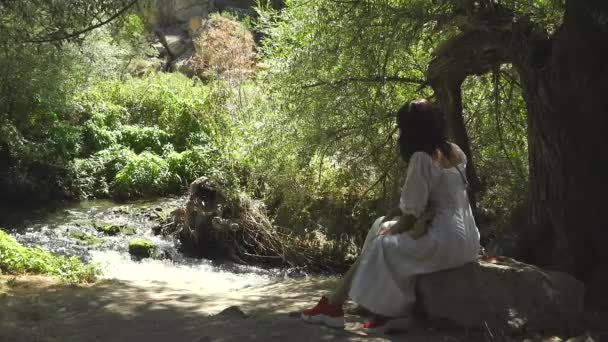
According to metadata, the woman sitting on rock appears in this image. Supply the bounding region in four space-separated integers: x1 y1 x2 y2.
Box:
301 99 481 333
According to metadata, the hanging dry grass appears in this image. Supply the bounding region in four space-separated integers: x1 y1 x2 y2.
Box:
230 193 357 271
188 15 256 82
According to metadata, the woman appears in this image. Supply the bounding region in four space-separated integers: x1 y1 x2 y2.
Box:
301 99 480 333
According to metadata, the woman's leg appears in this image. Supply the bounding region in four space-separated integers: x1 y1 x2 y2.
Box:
327 257 361 305
327 216 388 305
301 216 392 328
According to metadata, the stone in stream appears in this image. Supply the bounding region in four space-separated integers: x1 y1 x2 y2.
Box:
96 224 137 236
68 230 102 246
128 239 158 260
96 224 121 236
416 258 585 334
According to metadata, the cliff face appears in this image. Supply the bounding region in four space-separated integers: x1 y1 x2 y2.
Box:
141 0 257 28
137 0 258 78
142 0 212 28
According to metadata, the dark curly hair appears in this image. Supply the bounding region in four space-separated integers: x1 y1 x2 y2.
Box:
396 99 452 162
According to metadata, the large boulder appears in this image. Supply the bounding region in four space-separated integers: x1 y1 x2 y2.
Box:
416 259 585 334
143 0 212 27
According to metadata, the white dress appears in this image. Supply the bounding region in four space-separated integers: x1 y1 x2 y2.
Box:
348 151 480 317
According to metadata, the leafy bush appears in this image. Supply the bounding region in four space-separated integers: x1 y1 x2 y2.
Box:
0 229 99 283
71 146 136 198
118 125 170 154
111 151 178 198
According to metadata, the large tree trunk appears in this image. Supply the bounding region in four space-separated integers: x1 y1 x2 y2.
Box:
428 0 608 307
517 0 608 307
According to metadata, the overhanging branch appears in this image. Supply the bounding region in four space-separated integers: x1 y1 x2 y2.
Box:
24 0 140 44
302 76 424 89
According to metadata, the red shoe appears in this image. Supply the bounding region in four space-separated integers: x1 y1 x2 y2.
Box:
362 315 411 334
301 296 345 328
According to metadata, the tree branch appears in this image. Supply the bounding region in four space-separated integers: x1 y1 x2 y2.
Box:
25 0 140 44
302 76 424 89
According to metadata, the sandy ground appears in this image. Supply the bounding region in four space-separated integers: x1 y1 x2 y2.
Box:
0 275 494 342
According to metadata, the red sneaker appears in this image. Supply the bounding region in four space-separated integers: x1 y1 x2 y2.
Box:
362 315 411 334
301 296 345 328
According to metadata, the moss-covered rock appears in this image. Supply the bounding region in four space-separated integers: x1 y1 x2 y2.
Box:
97 224 121 236
128 239 157 259
96 224 137 236
68 230 102 246
119 225 137 236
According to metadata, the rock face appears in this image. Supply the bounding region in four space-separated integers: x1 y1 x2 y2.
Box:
139 0 260 79
142 0 212 27
416 259 585 333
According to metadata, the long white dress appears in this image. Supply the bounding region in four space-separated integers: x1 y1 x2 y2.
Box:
348 151 480 317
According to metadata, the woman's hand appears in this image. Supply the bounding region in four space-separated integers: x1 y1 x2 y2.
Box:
379 227 398 236
381 207 403 223
408 210 434 239
378 218 406 236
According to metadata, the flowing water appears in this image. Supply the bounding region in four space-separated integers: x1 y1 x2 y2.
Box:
0 197 276 292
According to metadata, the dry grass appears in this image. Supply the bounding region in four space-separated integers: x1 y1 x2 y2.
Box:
188 15 256 82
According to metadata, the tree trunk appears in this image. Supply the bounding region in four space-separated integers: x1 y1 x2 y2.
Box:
432 79 481 212
427 0 608 307
517 0 608 307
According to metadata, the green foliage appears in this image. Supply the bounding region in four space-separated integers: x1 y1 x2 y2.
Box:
70 146 136 198
0 3 155 201
68 73 235 200
111 151 179 198
462 67 529 222
118 125 171 154
0 229 99 283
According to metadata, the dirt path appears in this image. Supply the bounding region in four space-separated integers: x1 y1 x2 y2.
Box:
0 275 488 342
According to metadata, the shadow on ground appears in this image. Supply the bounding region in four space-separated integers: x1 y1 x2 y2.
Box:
0 276 487 342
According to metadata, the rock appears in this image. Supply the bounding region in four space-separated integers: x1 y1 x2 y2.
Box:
172 49 196 77
566 334 594 342
128 239 157 259
586 263 608 309
96 224 121 236
217 306 248 319
143 0 212 27
96 224 137 236
165 34 190 57
68 230 102 246
416 259 585 333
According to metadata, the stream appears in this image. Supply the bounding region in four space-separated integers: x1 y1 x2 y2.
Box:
0 197 276 292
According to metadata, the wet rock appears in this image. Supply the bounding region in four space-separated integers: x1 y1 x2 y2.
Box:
416 259 585 333
96 224 121 236
128 239 157 260
119 225 137 236
96 224 136 236
68 230 102 246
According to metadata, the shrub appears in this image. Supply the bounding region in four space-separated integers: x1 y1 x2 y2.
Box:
111 151 179 198
118 125 170 154
189 14 257 82
70 146 136 198
0 229 99 283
